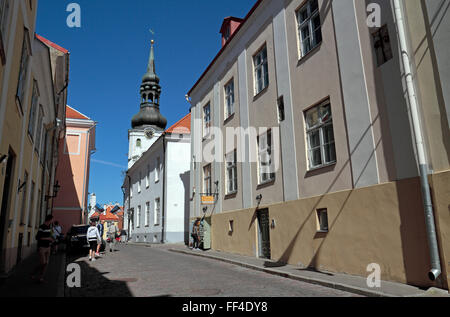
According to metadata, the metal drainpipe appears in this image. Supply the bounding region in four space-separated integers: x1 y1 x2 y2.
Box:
127 174 131 242
393 0 442 281
161 134 166 244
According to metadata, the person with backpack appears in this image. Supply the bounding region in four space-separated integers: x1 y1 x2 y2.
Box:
87 221 101 262
96 220 104 257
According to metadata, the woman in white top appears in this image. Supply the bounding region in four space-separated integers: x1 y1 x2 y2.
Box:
86 222 101 261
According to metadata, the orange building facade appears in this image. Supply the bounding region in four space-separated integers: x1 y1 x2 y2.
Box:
52 106 96 234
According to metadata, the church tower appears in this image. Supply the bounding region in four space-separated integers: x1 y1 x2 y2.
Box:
128 40 167 168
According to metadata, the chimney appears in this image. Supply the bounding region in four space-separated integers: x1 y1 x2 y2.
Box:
220 17 243 47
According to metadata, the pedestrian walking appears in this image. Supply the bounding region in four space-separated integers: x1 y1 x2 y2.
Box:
32 215 55 283
107 223 119 252
191 219 200 250
96 220 105 257
87 221 101 262
51 221 62 254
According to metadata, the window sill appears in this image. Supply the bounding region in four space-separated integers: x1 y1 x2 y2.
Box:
307 161 336 173
15 96 24 116
256 178 275 190
253 85 269 102
223 113 235 125
224 192 237 200
297 42 322 66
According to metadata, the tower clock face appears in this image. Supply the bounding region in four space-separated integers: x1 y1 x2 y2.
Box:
145 128 155 139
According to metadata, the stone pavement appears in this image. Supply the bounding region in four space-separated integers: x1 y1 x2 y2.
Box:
0 250 66 297
131 242 449 298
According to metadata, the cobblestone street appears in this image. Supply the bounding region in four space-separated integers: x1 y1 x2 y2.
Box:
65 244 361 297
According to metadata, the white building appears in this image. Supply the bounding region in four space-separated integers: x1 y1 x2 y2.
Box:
123 40 191 244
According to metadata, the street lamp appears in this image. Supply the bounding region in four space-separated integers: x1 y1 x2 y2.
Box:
45 181 61 201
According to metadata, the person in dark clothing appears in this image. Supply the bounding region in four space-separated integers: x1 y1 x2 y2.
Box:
96 220 104 257
32 215 55 283
191 220 200 249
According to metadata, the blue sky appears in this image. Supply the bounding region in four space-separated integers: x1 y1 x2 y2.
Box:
36 0 256 205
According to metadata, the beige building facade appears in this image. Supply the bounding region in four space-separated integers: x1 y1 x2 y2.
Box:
0 0 68 274
189 0 450 290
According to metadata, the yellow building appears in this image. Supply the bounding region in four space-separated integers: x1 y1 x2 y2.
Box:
0 0 68 274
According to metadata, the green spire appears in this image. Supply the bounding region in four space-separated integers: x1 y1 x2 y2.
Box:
147 40 155 75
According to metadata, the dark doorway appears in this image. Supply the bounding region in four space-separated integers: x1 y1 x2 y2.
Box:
0 149 16 263
257 209 271 259
16 233 23 265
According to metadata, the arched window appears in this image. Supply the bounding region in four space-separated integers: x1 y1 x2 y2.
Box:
136 139 142 148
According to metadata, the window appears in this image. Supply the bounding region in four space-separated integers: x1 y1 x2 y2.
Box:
155 157 161 182
136 205 141 228
130 186 133 198
224 79 235 119
35 106 44 156
136 138 141 148
154 198 160 226
253 46 269 95
28 81 38 140
0 0 10 64
145 202 150 227
146 166 150 188
229 220 234 233
20 171 28 225
297 0 322 57
203 103 211 138
257 129 275 184
138 173 141 193
203 164 212 195
316 209 329 232
372 25 393 67
226 150 237 195
305 101 336 169
277 96 285 122
29 181 35 226
17 29 30 111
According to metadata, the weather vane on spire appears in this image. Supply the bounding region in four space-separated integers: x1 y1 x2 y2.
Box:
149 29 155 44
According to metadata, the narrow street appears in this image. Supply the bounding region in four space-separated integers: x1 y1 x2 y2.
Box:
65 244 361 297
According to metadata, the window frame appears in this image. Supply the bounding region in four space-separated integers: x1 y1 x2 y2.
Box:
0 0 11 64
203 103 211 138
136 205 141 228
225 149 238 195
296 0 322 58
16 29 31 113
145 202 150 227
27 80 39 141
257 129 275 185
372 24 393 67
253 45 269 95
224 79 235 120
304 100 336 170
203 164 212 195
154 198 160 226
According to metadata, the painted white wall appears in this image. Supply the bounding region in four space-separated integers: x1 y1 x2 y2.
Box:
165 137 190 242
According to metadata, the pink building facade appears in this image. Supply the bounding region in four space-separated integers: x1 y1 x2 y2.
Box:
52 106 96 234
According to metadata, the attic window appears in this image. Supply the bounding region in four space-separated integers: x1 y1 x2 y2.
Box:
224 25 231 41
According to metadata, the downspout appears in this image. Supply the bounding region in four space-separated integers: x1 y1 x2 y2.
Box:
161 134 167 244
393 0 442 281
81 123 97 224
127 174 131 241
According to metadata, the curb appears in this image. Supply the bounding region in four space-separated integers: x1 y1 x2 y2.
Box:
169 248 392 297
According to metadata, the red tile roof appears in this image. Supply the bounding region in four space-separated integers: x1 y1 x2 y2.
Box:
66 105 91 120
35 34 69 54
90 205 124 222
166 113 191 134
